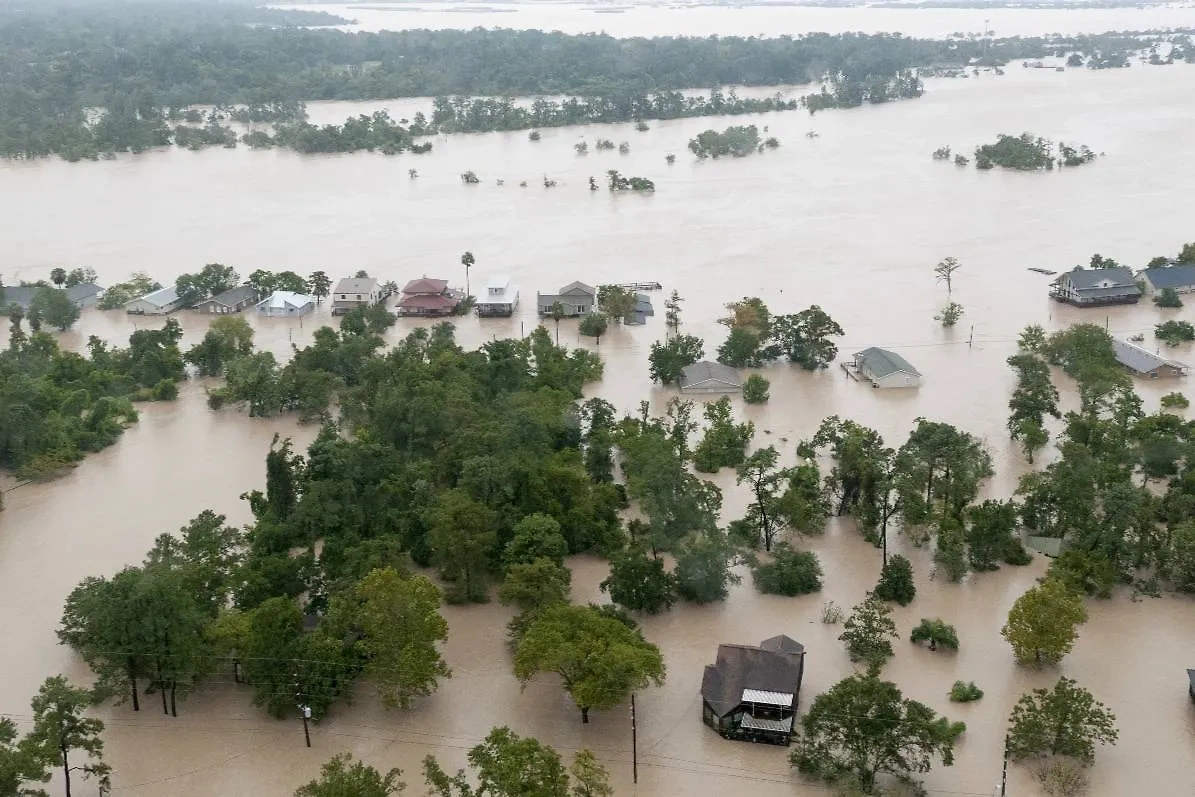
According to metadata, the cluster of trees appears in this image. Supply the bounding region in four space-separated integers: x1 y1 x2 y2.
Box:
0 317 183 481
4 1 1174 160
605 170 654 192
716 298 846 370
1010 321 1195 597
175 263 241 307
296 728 612 797
972 133 1096 171
97 272 160 310
687 125 779 158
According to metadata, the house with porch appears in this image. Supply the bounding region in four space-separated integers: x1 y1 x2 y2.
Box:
1049 267 1141 307
476 276 519 317
537 282 595 317
127 285 185 315
194 285 258 314
701 635 805 746
1112 339 1188 379
397 277 461 317
852 347 921 389
332 276 380 316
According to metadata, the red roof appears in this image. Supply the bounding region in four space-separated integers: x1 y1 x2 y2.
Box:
398 293 459 311
402 278 449 295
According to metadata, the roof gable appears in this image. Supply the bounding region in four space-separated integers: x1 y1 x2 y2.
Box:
403 277 448 295
1141 264 1195 290
856 347 919 377
65 283 102 301
335 277 378 294
207 285 257 306
701 639 804 718
1057 267 1137 291
557 281 595 297
680 360 741 388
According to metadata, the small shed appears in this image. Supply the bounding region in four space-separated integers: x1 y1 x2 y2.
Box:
701 636 805 746
679 361 742 393
257 291 315 317
126 285 184 315
194 285 258 314
1112 339 1188 379
854 347 921 389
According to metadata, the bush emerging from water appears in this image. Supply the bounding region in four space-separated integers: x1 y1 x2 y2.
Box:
874 555 916 605
752 543 823 596
911 618 959 651
1161 392 1189 409
1155 320 1195 346
743 374 770 404
949 680 984 702
1154 287 1183 308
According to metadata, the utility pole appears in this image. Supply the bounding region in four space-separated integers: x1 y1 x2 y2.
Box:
969 325 974 348
999 733 1009 796
301 705 312 748
630 693 639 784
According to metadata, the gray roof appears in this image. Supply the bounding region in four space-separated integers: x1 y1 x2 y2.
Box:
1188 669 1195 689
701 638 804 719
1 285 38 309
334 276 378 294
65 282 102 301
557 281 595 297
760 635 806 655
132 285 180 308
203 285 258 307
1054 267 1138 292
680 360 742 389
855 347 920 378
1112 338 1187 375
635 293 654 315
1141 264 1195 291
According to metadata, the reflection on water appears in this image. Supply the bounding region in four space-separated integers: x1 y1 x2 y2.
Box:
2 58 1195 796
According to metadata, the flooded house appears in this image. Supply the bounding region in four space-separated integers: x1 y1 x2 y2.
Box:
2 283 104 310
256 291 315 317
397 277 461 317
331 276 380 316
476 275 519 317
126 285 185 315
1049 267 1141 306
193 285 258 314
1137 263 1195 295
679 361 742 394
1112 338 1188 378
536 281 595 317
701 635 805 746
851 347 922 389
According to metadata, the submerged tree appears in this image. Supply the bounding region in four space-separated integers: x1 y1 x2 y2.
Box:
296 754 405 797
840 594 899 670
25 677 111 797
1006 678 1117 763
933 256 961 294
1002 580 1087 666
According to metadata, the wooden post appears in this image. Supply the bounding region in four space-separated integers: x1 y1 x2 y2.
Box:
969 325 974 348
631 693 638 784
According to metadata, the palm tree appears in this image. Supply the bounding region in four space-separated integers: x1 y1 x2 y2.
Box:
933 256 962 294
461 251 475 299
549 301 566 344
50 267 67 287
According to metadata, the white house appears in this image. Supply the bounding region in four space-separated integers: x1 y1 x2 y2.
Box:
853 347 921 389
126 285 185 315
476 276 519 317
257 291 315 317
331 276 380 315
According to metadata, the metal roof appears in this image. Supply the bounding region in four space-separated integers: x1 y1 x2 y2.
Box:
855 347 920 378
1141 265 1195 291
205 285 257 306
334 277 378 294
1112 338 1187 375
741 689 794 707
740 715 795 733
257 291 314 310
680 361 742 389
65 282 102 301
133 285 180 308
700 638 804 719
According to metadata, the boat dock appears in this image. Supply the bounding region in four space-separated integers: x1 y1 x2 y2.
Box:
618 281 662 291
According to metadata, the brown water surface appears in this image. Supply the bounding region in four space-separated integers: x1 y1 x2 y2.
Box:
2 62 1195 796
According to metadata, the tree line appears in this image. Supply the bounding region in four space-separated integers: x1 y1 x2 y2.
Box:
2 1 1187 159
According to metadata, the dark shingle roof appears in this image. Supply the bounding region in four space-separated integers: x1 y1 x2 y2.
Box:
206 285 258 307
1141 265 1195 291
1055 267 1137 292
701 638 804 718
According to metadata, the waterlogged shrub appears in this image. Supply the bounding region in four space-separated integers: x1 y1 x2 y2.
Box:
743 373 770 404
949 681 984 702
911 618 959 651
752 543 823 596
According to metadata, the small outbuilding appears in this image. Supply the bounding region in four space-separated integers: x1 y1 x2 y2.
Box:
332 276 380 315
64 283 104 308
853 347 921 389
257 291 315 317
1113 338 1188 379
1138 264 1195 295
126 285 185 315
1049 267 1141 307
194 285 258 314
537 282 596 317
476 276 519 317
701 635 805 746
679 361 742 394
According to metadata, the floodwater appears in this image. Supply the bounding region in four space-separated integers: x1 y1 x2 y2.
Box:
3 51 1195 797
276 0 1195 37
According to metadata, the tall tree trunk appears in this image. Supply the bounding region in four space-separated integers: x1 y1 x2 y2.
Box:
61 746 72 797
157 662 168 715
170 681 178 717
581 706 590 724
127 658 140 712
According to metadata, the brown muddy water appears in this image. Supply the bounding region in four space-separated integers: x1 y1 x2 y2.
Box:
2 63 1195 796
